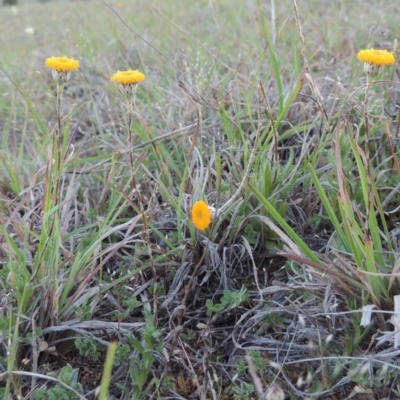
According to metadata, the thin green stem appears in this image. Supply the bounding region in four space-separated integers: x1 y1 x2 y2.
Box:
127 101 134 180
363 82 372 240
55 82 64 204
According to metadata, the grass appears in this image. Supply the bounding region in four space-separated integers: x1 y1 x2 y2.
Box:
0 0 400 398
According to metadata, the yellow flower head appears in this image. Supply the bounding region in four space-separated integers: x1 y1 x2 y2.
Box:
191 200 212 231
110 70 145 85
357 48 395 66
45 56 79 72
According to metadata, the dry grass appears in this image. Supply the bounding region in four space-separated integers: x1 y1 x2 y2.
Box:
1 0 400 399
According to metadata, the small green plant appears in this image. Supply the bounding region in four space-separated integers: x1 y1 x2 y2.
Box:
161 376 174 390
235 359 248 375
232 382 255 399
264 311 286 330
116 311 163 399
114 343 130 367
206 286 249 317
73 305 93 321
249 350 268 377
121 298 142 319
75 337 103 361
34 364 83 400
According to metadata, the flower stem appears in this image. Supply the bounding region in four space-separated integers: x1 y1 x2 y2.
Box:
363 82 372 239
54 82 64 204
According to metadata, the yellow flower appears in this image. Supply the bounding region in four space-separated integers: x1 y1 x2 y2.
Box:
191 200 212 231
45 56 79 72
110 70 145 85
357 48 395 66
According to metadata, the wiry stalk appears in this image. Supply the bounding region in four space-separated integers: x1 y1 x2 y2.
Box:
363 80 372 240
54 82 64 205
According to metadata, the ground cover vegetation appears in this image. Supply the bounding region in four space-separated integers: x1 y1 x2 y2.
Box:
0 0 400 398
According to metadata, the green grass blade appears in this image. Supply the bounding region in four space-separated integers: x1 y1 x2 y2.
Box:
249 181 320 264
